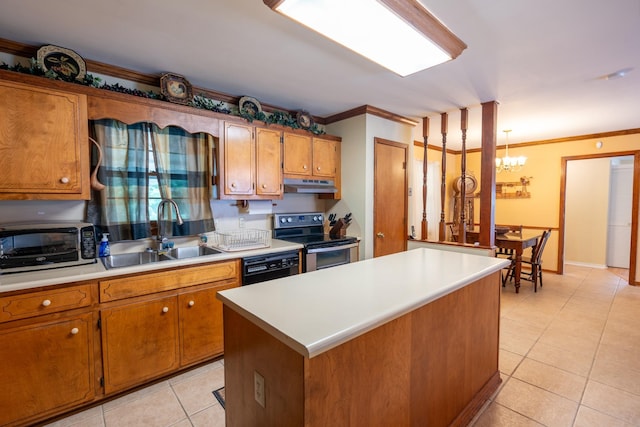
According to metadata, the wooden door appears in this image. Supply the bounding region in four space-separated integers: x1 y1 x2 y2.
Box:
179 280 238 366
255 127 282 197
374 138 408 257
283 133 312 176
312 138 337 178
224 122 255 195
101 295 179 394
0 313 95 426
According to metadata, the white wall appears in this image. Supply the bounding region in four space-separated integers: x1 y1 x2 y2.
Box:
327 113 414 259
564 158 611 267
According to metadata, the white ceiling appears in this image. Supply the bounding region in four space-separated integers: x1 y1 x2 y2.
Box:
1 0 639 149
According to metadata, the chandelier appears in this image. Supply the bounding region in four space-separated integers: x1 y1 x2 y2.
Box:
496 129 526 173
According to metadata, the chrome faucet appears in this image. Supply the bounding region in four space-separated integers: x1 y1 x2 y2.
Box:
157 198 184 250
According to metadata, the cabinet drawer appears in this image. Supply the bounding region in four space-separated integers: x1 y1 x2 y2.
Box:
0 285 92 323
99 260 239 302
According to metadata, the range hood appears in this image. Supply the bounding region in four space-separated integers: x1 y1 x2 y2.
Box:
283 178 337 194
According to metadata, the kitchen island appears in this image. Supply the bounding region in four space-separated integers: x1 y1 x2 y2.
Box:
217 247 510 426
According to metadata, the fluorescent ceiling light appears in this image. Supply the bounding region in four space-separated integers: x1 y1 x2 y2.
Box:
264 0 467 77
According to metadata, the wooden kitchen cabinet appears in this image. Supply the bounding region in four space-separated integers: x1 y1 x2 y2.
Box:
179 279 237 365
99 259 240 394
283 133 340 179
283 132 313 176
0 285 96 427
101 294 180 394
0 75 90 200
221 121 282 198
312 137 339 178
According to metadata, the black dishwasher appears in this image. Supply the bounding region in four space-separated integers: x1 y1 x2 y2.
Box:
242 250 300 285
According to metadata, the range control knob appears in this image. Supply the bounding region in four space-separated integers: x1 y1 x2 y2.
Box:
280 217 287 223
286 217 292 222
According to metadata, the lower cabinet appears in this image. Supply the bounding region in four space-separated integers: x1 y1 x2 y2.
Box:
179 280 237 366
99 259 240 395
0 312 95 427
101 295 180 394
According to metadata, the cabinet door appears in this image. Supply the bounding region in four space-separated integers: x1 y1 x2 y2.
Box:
255 127 283 196
101 295 179 394
313 138 338 178
283 133 312 176
224 122 255 195
179 280 238 366
0 313 95 426
0 79 89 199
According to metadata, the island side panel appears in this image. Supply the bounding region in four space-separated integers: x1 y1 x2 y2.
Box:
223 307 305 426
410 272 501 426
304 315 412 426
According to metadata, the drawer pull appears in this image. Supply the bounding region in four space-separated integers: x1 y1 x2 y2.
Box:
317 166 321 171
60 177 70 184
70 327 79 335
42 299 52 307
303 165 307 170
162 306 169 313
188 300 195 307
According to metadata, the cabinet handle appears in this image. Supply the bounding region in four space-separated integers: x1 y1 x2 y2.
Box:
162 307 169 313
188 300 195 307
261 184 267 189
70 327 79 335
42 299 51 307
60 177 70 184
303 165 307 170
231 183 236 188
317 166 321 171
376 232 385 238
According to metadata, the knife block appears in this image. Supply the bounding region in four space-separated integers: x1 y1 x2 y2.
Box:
329 219 349 238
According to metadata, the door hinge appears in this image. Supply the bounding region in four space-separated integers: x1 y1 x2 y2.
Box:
403 161 406 169
280 135 284 144
100 377 104 387
97 318 101 330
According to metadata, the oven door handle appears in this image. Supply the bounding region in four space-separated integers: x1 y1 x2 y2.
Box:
306 242 359 254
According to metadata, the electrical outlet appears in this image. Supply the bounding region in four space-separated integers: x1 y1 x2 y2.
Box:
239 217 245 229
254 371 265 408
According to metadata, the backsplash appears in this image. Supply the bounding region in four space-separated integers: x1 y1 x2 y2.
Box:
0 193 327 235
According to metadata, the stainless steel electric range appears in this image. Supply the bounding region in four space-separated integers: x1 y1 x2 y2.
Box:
273 212 358 272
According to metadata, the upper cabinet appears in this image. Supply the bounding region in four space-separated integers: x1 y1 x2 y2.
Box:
312 137 339 178
0 74 90 200
283 132 341 199
283 133 340 179
220 121 282 199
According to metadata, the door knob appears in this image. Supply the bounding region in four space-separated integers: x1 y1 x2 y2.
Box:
376 232 385 238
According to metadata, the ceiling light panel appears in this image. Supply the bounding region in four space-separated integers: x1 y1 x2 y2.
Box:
265 0 466 77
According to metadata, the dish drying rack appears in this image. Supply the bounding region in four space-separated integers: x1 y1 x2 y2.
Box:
209 229 271 251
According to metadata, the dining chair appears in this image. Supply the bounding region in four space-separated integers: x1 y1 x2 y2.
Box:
503 229 552 292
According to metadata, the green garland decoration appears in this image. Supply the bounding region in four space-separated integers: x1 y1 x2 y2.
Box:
0 58 325 135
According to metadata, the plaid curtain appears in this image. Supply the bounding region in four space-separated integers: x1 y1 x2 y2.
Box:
151 124 214 236
87 119 214 241
88 119 151 241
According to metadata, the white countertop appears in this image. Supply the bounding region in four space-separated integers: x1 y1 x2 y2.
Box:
0 239 302 293
217 248 510 358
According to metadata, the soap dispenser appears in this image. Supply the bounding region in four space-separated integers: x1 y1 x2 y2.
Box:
99 233 111 257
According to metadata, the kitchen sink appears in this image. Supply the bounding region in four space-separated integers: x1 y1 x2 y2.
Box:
101 246 222 269
165 246 222 259
101 251 169 269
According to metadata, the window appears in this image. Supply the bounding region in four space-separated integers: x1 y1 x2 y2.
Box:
88 119 214 241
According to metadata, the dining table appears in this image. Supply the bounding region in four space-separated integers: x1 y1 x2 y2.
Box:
464 229 542 293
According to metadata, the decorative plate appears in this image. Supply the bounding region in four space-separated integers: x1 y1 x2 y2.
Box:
160 73 193 105
37 45 86 81
296 110 313 129
239 96 262 117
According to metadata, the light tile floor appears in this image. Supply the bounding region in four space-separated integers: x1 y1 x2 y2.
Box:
45 265 639 427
